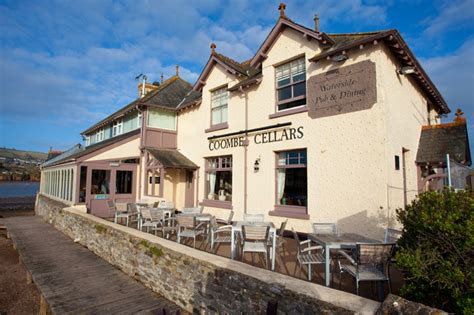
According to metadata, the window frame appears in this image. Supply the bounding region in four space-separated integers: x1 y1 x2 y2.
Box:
96 128 105 142
210 85 229 127
200 155 233 209
269 148 309 219
274 56 307 112
112 119 123 137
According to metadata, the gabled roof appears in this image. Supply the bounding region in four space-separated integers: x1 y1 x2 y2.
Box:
82 75 193 135
309 29 450 114
249 17 334 68
416 114 471 165
192 52 257 92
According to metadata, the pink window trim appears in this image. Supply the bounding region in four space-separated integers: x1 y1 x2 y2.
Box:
269 106 308 119
205 122 229 133
269 206 310 220
200 199 233 210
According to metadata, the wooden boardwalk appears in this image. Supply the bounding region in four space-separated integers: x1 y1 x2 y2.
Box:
2 216 182 315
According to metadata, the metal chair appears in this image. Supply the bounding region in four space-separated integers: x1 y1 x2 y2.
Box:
209 216 232 252
140 208 163 234
216 210 234 225
156 216 178 239
176 215 206 248
243 213 264 222
268 219 288 257
241 225 270 268
338 243 396 296
311 223 338 235
292 228 325 281
384 228 402 243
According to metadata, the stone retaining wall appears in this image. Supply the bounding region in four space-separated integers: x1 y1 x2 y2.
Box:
35 194 382 313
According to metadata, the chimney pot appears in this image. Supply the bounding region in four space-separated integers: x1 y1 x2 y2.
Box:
160 73 164 83
211 43 217 54
314 14 319 32
176 64 179 76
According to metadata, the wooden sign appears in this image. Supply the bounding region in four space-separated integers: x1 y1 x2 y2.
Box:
307 60 377 119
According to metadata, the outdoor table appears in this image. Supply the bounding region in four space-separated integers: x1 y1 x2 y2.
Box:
231 221 277 271
308 233 379 287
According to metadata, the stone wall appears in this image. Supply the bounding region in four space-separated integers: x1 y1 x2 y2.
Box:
35 194 381 313
377 294 447 315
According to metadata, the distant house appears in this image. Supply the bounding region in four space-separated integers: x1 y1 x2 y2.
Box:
39 5 470 237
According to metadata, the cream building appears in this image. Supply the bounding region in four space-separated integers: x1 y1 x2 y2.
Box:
40 7 469 238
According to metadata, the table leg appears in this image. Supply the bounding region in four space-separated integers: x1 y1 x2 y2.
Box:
271 231 276 271
325 245 331 286
231 229 235 259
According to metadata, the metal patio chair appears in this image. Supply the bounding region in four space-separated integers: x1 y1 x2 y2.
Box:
216 210 234 225
243 213 264 222
338 243 396 296
209 216 232 252
176 215 206 248
140 208 164 234
241 224 270 268
292 228 325 281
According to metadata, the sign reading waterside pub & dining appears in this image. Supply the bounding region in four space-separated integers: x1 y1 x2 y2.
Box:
307 60 377 119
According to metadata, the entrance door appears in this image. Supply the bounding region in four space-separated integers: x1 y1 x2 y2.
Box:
85 164 137 218
184 170 195 207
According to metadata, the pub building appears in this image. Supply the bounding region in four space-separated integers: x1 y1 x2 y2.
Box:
39 4 470 238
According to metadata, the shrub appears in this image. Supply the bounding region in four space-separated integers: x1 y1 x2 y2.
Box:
395 189 474 314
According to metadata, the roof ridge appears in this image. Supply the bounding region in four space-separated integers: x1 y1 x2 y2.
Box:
327 30 390 36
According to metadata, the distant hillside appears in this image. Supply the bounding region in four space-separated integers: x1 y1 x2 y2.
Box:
0 148 48 161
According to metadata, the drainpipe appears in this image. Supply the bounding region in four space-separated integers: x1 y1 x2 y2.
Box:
243 88 249 214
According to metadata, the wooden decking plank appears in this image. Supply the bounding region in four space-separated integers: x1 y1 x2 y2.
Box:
3 216 180 314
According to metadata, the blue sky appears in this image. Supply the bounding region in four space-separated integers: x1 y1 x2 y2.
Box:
0 0 473 153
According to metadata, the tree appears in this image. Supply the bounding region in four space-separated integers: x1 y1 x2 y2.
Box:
396 189 473 314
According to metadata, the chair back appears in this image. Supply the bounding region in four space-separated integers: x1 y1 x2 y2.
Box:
128 203 139 214
177 215 196 229
312 223 337 235
242 225 269 242
150 209 164 221
243 214 264 222
227 210 234 223
209 216 218 232
384 228 402 243
278 219 288 238
356 243 395 266
182 207 201 214
106 200 116 211
159 201 175 209
140 208 152 221
152 201 160 208
291 228 302 254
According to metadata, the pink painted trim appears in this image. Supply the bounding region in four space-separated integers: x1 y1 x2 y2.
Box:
200 199 233 210
269 209 310 220
205 123 229 133
269 106 308 119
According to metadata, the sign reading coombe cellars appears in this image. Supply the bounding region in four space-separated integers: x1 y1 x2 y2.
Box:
208 126 304 151
307 60 377 119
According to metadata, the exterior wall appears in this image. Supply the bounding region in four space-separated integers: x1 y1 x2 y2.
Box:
178 28 393 238
379 44 433 227
85 138 141 162
34 195 381 314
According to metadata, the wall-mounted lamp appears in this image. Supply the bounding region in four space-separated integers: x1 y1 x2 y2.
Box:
331 54 348 62
254 158 261 172
397 66 415 75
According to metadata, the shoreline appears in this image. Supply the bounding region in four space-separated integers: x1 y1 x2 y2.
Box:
0 196 36 211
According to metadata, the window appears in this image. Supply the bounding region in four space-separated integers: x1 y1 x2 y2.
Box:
137 112 142 127
275 57 306 111
211 87 228 125
116 170 132 194
205 156 232 202
112 120 123 136
85 136 90 146
91 169 110 195
96 128 104 142
147 109 176 130
276 149 307 207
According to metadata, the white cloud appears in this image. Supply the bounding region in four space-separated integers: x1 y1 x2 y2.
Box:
422 0 474 36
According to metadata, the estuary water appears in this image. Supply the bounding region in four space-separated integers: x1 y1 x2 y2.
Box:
0 181 40 197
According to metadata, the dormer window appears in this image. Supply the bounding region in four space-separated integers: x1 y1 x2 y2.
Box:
211 86 228 126
85 136 90 146
275 57 306 111
97 128 104 142
112 119 123 136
